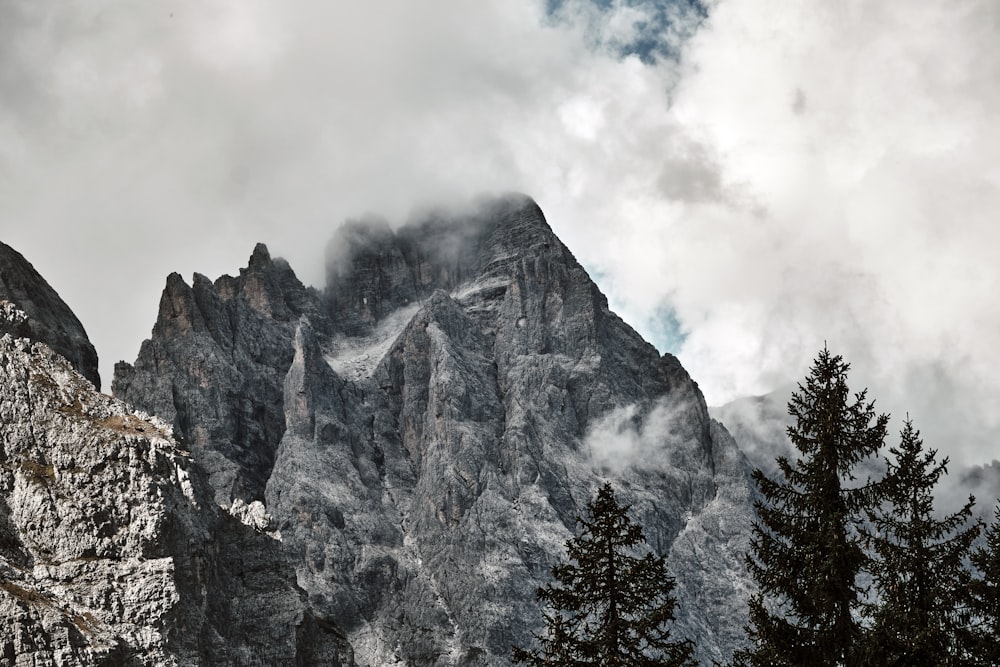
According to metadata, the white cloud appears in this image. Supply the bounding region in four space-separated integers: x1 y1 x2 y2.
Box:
651 0 1000 465
584 399 703 473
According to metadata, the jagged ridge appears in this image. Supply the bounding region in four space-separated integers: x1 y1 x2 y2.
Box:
112 193 756 665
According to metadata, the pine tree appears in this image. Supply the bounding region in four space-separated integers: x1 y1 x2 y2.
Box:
969 506 1000 666
861 419 980 666
513 482 696 667
734 347 888 667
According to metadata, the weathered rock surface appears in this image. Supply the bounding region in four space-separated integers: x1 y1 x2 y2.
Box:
0 242 100 390
113 243 328 507
118 193 757 665
0 304 353 665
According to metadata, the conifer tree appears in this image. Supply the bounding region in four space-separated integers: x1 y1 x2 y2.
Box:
734 347 888 667
861 419 980 666
969 506 1000 666
513 482 696 667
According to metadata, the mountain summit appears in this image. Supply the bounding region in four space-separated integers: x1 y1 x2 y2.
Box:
0 254 351 664
1 193 755 664
114 193 755 664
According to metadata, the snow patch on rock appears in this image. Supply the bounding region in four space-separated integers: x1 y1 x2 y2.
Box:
325 304 421 380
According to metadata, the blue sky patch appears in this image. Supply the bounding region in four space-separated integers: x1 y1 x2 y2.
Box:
545 0 709 64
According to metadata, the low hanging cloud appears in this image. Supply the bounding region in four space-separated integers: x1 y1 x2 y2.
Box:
585 399 706 473
1 0 998 468
582 0 1000 466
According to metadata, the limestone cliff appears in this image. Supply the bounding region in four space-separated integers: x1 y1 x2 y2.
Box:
0 303 352 664
116 193 756 665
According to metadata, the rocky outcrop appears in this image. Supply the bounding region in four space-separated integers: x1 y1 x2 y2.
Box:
0 302 353 665
0 241 100 390
113 243 328 507
117 193 756 665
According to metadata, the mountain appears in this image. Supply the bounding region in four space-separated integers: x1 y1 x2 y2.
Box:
0 301 352 664
113 193 756 665
0 241 100 390
1 193 757 665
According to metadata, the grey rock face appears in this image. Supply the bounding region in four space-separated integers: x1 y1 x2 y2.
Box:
117 193 757 665
113 243 328 507
0 310 352 664
0 241 100 390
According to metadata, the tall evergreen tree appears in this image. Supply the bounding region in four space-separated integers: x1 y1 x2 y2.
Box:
734 347 888 667
861 419 980 666
513 482 696 667
969 506 1000 666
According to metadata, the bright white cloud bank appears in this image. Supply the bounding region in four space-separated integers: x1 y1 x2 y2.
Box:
2 0 998 464
662 0 1000 463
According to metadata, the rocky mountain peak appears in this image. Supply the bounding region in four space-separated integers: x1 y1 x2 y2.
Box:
1 202 759 665
0 270 351 664
111 194 756 665
0 241 100 389
324 192 565 338
248 241 272 269
114 245 327 507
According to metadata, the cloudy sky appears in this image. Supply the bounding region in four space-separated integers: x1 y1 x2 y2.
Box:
2 0 998 466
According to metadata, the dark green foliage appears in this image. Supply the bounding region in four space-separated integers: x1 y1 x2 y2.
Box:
970 506 1000 665
861 419 980 666
513 482 696 667
735 347 888 667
